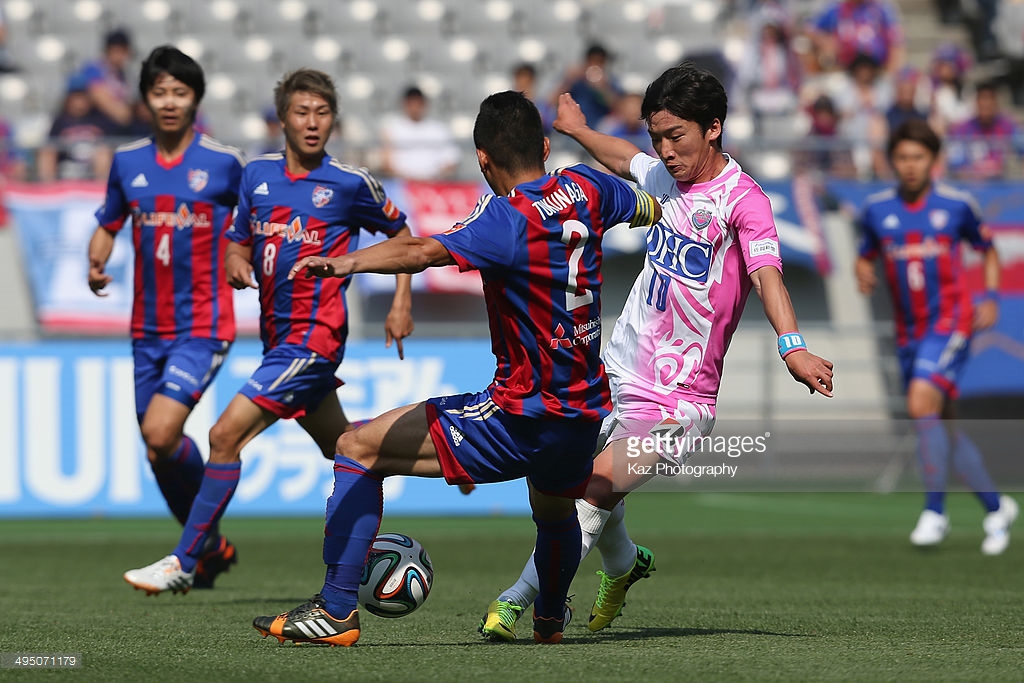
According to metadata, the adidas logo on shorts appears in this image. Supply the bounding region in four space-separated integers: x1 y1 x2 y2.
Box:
449 425 464 447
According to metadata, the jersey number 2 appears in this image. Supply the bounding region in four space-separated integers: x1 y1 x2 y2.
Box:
561 220 594 311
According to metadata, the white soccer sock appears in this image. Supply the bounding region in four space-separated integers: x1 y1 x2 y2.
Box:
596 499 637 577
497 499 613 609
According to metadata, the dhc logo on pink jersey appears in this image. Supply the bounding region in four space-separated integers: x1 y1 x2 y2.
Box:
647 223 712 282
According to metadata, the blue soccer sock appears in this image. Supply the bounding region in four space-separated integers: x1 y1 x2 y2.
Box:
951 430 1001 512
532 513 582 621
173 461 241 572
321 455 383 617
151 434 206 526
914 415 949 514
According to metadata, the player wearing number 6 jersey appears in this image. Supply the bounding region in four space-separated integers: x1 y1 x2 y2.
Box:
123 68 414 596
90 47 243 588
855 119 1017 554
250 90 661 646
482 64 834 640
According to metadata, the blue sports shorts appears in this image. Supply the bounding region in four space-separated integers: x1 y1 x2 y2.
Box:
238 344 342 419
425 387 600 498
897 331 971 398
132 337 231 420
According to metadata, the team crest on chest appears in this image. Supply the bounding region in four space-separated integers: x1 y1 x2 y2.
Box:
187 169 209 193
312 185 334 208
691 208 713 231
929 209 949 230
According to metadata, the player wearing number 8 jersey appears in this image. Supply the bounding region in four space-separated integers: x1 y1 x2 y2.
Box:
90 47 243 587
250 90 661 646
855 119 1017 554
123 68 415 596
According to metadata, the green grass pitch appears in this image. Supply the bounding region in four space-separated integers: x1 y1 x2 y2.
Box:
1 492 1022 682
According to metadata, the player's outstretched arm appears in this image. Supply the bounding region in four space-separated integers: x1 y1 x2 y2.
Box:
553 93 642 180
87 226 115 297
225 241 257 290
974 245 1001 330
289 236 455 280
750 266 834 398
854 256 877 295
384 226 416 360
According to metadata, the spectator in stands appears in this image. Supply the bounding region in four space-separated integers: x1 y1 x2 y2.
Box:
884 67 931 136
35 73 114 182
378 85 460 181
75 27 135 133
799 94 857 178
735 5 803 137
808 0 904 74
597 93 652 155
834 52 892 179
0 5 20 73
550 43 624 127
947 81 1024 180
929 44 973 133
0 116 26 181
511 62 553 134
248 105 284 158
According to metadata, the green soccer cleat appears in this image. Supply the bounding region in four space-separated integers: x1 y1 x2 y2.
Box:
478 600 523 642
587 545 656 632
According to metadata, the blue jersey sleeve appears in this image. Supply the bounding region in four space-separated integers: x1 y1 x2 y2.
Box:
94 153 128 232
345 167 407 236
857 206 880 259
569 165 658 229
957 195 991 251
433 195 520 274
226 167 254 246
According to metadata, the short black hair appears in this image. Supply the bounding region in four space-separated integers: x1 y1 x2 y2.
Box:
642 62 727 147
139 45 205 104
403 85 426 100
887 118 942 158
274 68 338 121
105 27 132 49
473 90 545 174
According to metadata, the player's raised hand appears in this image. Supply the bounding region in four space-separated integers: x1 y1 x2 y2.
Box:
784 350 834 398
973 298 999 330
288 256 349 280
88 261 113 297
553 93 589 137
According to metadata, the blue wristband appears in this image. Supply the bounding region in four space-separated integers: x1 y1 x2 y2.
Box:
778 332 807 359
982 289 1000 302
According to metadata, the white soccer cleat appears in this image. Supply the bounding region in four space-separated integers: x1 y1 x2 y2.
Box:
981 495 1019 556
124 555 195 595
910 509 950 546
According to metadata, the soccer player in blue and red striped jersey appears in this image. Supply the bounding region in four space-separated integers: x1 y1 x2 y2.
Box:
250 90 661 646
856 119 1017 554
123 69 414 596
88 46 243 586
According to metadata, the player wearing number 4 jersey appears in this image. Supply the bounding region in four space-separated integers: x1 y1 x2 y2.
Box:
90 47 243 589
251 90 661 647
482 64 835 640
123 68 415 596
856 119 1017 555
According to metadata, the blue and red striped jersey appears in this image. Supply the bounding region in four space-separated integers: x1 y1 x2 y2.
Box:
858 183 992 345
227 153 407 362
433 163 659 421
95 133 244 340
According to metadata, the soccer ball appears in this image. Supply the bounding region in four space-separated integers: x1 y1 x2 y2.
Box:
358 533 433 618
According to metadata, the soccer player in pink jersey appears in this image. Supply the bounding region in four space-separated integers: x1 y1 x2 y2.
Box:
480 63 835 640
89 47 244 588
123 69 415 596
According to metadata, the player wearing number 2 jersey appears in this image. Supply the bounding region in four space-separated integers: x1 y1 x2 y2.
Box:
856 119 1016 554
482 64 835 640
123 68 414 596
250 90 661 646
89 47 243 587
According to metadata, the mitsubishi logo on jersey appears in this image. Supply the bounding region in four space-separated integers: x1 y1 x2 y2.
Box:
135 204 212 230
647 223 712 283
550 323 572 349
251 216 323 245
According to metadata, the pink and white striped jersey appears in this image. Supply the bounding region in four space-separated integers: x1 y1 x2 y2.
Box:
603 153 784 406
